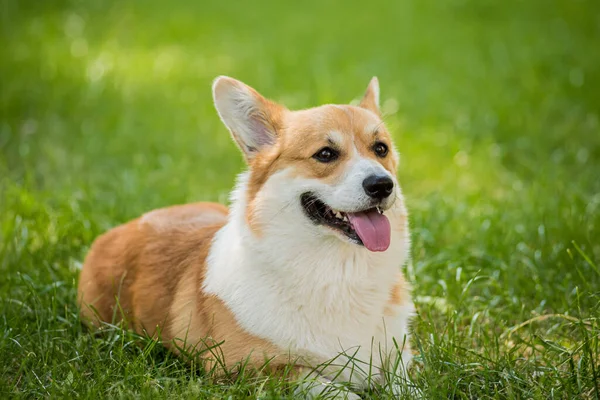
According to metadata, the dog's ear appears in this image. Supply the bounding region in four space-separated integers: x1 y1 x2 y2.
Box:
358 77 380 115
212 76 285 162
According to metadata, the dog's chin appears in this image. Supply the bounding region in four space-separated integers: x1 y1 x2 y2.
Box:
300 192 392 247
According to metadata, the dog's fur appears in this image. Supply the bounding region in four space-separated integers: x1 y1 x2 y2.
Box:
78 76 415 398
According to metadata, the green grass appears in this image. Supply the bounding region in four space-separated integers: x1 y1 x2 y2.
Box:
1 0 599 398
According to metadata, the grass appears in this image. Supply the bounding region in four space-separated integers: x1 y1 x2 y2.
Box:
1 0 599 398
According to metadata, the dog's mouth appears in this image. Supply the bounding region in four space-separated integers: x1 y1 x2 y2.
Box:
300 193 391 252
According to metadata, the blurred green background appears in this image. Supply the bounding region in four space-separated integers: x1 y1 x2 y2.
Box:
1 0 599 398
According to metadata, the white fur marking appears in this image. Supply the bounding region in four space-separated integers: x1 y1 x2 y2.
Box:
204 167 413 388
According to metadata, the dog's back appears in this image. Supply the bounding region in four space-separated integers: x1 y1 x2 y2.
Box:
79 202 291 370
78 203 226 332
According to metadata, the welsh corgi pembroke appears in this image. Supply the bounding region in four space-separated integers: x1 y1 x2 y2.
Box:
78 76 416 398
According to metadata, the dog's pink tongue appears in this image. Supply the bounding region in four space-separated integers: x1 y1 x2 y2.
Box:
347 209 391 252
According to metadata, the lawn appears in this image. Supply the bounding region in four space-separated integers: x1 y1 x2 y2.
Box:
1 0 599 398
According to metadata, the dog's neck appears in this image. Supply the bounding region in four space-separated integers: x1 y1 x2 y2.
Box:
203 171 410 350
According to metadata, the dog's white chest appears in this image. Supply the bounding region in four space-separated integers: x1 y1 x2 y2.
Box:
204 219 411 371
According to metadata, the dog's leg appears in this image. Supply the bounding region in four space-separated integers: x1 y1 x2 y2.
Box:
389 371 422 400
292 366 361 400
384 348 422 399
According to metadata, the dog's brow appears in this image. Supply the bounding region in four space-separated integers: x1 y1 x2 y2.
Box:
327 131 344 147
370 121 385 138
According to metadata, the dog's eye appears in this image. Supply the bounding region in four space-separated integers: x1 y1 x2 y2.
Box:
373 142 389 158
313 147 339 163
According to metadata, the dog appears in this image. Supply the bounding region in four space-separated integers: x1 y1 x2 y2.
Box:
78 76 415 398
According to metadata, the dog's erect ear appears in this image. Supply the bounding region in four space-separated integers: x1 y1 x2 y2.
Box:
212 76 285 162
358 77 380 115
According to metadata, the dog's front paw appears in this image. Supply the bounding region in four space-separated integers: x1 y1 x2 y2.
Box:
295 377 361 399
391 381 423 399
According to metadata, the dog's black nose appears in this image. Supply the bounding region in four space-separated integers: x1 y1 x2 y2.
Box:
363 175 394 200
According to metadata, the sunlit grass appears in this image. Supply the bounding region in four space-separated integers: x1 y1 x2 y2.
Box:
1 0 599 398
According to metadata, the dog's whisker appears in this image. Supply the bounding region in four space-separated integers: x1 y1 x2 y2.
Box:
269 199 295 219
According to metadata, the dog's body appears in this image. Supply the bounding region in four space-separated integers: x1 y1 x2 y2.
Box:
78 77 415 397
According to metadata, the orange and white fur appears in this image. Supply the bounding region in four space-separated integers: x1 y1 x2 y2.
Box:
78 76 415 398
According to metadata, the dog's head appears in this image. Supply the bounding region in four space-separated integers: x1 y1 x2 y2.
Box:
213 76 406 253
